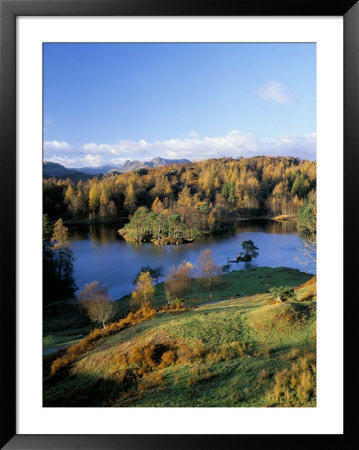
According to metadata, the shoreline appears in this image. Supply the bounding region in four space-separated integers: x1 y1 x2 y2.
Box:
56 214 297 228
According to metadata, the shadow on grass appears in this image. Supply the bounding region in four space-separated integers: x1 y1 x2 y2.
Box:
43 371 132 407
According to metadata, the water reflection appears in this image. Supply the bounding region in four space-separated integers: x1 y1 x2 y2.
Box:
70 225 120 244
68 219 315 300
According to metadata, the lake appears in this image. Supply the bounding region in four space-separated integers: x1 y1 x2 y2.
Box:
69 219 315 300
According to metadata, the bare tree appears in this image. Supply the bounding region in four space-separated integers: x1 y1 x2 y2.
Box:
78 281 116 329
198 249 221 299
165 260 194 301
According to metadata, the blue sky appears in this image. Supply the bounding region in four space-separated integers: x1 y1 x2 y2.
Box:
43 43 316 167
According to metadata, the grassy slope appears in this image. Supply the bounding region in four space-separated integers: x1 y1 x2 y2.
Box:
43 301 92 353
44 267 316 407
119 266 312 312
43 266 310 353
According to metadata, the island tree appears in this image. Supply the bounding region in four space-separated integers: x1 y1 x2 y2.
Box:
230 240 259 263
119 206 201 244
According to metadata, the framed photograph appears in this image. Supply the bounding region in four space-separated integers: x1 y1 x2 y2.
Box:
1 0 356 448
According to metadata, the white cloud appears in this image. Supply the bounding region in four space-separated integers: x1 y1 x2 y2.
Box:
189 130 199 138
44 130 316 168
83 154 105 167
46 154 105 168
44 155 79 166
256 81 292 104
43 140 71 153
82 143 119 155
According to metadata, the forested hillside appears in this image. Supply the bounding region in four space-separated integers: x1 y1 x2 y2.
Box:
43 156 316 239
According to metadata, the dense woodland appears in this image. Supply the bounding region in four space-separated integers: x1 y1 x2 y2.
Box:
44 156 316 244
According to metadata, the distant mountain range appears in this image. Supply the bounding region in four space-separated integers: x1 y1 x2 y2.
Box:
43 162 95 181
67 164 120 175
43 157 191 180
119 157 191 173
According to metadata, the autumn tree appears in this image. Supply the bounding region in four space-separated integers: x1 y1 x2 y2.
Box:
198 249 221 299
165 260 194 301
88 183 101 212
107 200 117 217
151 197 164 214
131 271 155 309
150 174 172 199
78 281 116 329
51 218 73 281
133 265 164 285
42 214 76 303
124 182 137 213
177 186 192 208
64 185 75 213
43 156 317 239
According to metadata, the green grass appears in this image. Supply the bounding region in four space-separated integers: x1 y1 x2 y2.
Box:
43 300 92 355
116 266 312 313
43 334 84 353
43 267 316 407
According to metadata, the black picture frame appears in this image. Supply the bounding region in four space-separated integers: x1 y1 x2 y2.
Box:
0 0 356 448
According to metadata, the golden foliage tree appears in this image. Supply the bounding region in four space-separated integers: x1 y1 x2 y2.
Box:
51 218 72 279
151 197 164 214
124 182 137 213
88 183 101 212
131 271 155 309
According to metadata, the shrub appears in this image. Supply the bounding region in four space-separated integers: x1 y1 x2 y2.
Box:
160 350 177 368
269 286 296 303
268 351 316 406
138 372 166 392
161 299 187 313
